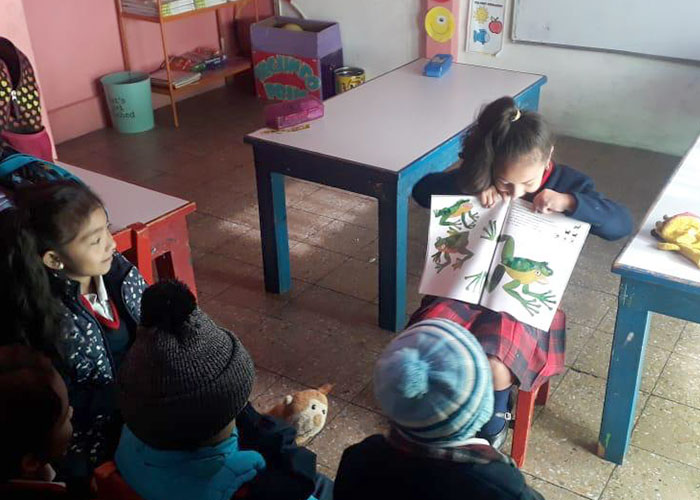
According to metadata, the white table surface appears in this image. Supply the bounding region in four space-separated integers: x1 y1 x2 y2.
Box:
58 162 190 232
247 60 544 173
615 133 700 285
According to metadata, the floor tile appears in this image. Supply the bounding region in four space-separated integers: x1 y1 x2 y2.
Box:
632 395 700 468
335 197 378 230
599 446 700 500
187 214 249 252
285 178 323 205
308 403 388 470
653 352 700 409
573 329 671 393
675 322 700 360
523 474 590 500
279 285 395 354
522 371 648 498
560 284 615 329
303 219 377 258
192 252 259 298
295 187 364 219
289 242 349 283
318 258 379 302
598 311 685 351
565 322 596 368
250 367 280 402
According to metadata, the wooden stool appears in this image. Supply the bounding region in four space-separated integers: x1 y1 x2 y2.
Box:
510 379 551 467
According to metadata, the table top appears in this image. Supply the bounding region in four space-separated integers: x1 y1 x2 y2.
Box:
246 59 545 173
615 133 700 287
58 162 191 232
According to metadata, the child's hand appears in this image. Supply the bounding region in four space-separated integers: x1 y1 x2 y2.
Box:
479 186 504 208
533 189 576 214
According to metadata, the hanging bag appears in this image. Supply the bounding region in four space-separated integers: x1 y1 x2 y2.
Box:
0 37 52 161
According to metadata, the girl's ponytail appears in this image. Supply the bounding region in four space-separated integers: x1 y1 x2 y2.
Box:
459 96 552 193
0 209 64 354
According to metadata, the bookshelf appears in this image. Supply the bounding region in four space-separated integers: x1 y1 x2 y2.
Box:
115 0 259 127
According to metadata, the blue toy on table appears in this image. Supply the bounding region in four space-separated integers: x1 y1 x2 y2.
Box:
424 54 453 78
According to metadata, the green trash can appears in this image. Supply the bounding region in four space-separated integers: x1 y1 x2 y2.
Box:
100 71 154 134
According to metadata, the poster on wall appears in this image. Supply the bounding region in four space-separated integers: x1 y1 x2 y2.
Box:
466 0 505 55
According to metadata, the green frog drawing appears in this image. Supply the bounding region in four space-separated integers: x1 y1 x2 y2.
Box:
488 235 556 316
431 227 473 273
433 199 479 229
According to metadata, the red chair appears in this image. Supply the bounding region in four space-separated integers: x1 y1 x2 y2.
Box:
93 461 143 500
510 379 550 467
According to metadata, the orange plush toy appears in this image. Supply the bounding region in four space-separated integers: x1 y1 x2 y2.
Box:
267 384 333 446
652 213 700 268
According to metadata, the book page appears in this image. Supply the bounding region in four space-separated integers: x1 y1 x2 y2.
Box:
481 198 590 331
419 195 510 304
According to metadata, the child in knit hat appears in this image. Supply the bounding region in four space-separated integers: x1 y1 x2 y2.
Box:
334 319 545 500
0 345 74 499
114 280 332 500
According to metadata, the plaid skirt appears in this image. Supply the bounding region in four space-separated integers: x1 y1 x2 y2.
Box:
408 297 566 391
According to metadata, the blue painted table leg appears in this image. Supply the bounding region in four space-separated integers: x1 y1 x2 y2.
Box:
255 166 291 293
598 277 651 464
377 186 409 332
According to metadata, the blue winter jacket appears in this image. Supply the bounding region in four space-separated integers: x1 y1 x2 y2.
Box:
412 163 633 241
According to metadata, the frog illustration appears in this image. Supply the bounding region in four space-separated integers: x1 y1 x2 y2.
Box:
431 227 473 273
433 199 479 229
487 234 555 316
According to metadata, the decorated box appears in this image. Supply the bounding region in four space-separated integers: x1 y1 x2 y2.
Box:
251 16 343 101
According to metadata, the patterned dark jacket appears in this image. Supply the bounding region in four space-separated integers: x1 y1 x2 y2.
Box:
48 252 147 482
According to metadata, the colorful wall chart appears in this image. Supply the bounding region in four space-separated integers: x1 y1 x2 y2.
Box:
467 0 505 55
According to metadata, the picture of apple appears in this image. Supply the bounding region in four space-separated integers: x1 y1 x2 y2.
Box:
488 17 503 35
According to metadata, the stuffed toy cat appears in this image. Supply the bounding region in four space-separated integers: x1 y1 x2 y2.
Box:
267 384 333 446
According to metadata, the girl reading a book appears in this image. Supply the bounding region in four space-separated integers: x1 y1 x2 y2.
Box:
411 96 632 447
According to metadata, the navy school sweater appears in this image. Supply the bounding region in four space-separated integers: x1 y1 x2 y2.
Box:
412 163 633 241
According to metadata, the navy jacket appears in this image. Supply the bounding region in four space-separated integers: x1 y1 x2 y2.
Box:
48 252 147 484
335 434 545 500
412 163 633 241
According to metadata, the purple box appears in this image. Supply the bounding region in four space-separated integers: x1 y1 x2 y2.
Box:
251 16 343 101
264 95 324 129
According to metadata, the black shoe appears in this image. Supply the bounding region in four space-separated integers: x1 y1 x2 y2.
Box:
477 411 512 449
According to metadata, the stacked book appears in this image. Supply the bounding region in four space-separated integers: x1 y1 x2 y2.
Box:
150 69 201 89
122 0 195 17
194 0 228 8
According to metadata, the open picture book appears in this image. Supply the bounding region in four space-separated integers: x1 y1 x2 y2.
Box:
419 195 590 331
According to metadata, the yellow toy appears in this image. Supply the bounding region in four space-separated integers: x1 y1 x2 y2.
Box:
653 213 700 268
267 384 333 445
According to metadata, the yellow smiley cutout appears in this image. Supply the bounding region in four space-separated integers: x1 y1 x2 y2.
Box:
425 7 455 43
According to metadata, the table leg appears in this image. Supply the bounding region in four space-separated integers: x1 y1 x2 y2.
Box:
255 166 291 294
598 277 651 464
378 188 409 332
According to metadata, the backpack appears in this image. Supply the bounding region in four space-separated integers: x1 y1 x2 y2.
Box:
0 37 52 160
0 151 82 191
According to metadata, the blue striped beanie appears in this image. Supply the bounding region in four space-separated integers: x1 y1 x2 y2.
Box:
374 319 494 446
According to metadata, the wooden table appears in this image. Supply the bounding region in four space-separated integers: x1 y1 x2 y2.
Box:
245 59 546 331
598 133 700 464
59 163 198 295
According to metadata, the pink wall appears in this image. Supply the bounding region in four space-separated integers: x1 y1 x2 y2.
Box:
22 0 272 145
0 0 56 157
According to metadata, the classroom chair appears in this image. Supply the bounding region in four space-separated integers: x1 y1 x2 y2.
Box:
93 461 143 500
510 378 551 467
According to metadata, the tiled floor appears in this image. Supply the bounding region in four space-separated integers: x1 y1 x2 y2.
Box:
57 84 700 499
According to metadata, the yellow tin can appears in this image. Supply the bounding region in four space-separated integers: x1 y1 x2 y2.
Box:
334 67 365 94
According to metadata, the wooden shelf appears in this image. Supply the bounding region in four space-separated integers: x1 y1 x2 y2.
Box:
121 1 241 24
115 0 259 126
151 57 252 95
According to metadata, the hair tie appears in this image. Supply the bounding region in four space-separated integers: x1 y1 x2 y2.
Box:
511 108 521 122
